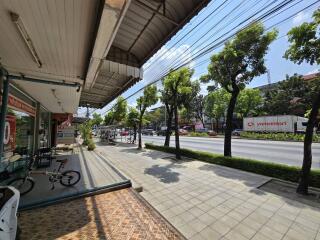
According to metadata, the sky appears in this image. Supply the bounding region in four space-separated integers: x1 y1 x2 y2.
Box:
79 0 320 117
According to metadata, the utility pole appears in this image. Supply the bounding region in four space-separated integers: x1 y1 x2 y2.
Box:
267 69 272 85
86 105 90 118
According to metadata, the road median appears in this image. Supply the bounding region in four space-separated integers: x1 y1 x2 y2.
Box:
145 143 320 188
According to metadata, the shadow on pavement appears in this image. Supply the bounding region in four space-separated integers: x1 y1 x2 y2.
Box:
144 164 180 184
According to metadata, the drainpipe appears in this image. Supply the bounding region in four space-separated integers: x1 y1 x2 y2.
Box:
0 68 9 161
33 102 40 154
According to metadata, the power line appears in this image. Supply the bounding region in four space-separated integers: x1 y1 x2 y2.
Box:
96 0 319 116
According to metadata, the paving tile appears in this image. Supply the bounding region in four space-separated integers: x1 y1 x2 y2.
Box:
197 202 213 212
178 211 197 223
242 217 264 231
170 215 187 228
284 228 316 240
247 212 270 225
198 212 217 226
199 226 222 240
220 215 240 228
189 233 206 240
225 229 249 240
210 221 232 236
207 208 225 219
227 210 247 222
19 188 183 240
259 226 284 240
97 146 320 240
189 198 202 205
189 218 208 232
189 207 205 218
251 232 272 240
265 219 290 234
233 223 257 239
177 223 198 239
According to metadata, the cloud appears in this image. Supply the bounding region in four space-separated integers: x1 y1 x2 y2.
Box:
142 44 194 85
292 11 310 25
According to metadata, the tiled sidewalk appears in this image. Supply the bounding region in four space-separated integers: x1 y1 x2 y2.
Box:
97 143 320 240
19 188 184 240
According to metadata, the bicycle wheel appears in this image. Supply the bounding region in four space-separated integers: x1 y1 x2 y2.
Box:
8 177 34 196
60 170 81 187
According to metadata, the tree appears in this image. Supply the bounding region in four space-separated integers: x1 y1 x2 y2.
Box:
113 96 127 124
137 85 158 149
262 74 314 116
91 113 103 126
235 88 263 118
126 107 139 143
160 81 174 147
162 67 194 159
145 108 164 130
185 81 206 128
205 88 230 132
79 120 93 145
284 9 320 195
104 111 114 125
201 23 277 156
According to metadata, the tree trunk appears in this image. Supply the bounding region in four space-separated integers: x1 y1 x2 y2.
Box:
138 117 142 149
164 109 173 147
174 106 181 159
133 125 137 143
296 91 320 195
224 89 240 157
216 118 219 133
200 117 205 129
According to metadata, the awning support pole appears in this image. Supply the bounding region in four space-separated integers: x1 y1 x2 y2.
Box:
0 68 9 161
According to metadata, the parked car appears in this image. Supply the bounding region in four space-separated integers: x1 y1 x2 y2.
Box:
232 129 243 136
208 130 217 136
120 131 129 136
179 129 188 135
195 128 208 133
141 129 155 135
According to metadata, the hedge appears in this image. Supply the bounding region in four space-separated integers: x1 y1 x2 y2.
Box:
240 132 320 142
145 143 320 188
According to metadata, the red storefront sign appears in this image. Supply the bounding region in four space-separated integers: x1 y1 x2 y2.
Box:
3 115 16 153
0 94 36 117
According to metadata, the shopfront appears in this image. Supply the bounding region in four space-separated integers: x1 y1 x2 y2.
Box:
0 83 55 161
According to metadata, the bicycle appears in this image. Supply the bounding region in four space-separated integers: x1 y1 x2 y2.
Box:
8 155 81 196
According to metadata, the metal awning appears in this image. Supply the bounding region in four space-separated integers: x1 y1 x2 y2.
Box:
81 60 142 108
80 0 209 108
0 0 209 112
0 0 101 113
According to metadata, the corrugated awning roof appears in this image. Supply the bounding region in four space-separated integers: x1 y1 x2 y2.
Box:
80 0 209 108
107 0 210 67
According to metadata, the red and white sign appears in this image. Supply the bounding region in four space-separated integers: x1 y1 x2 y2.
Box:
0 94 36 117
243 115 308 133
3 115 16 153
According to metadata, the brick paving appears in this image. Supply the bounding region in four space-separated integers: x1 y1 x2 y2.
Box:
19 188 185 240
97 143 320 240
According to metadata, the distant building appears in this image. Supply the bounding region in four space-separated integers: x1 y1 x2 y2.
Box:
255 72 320 94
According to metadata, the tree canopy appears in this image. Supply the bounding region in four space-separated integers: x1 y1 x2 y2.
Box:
201 23 278 91
136 85 158 148
113 96 127 124
201 22 277 156
284 9 320 65
235 88 263 118
91 113 103 126
284 9 320 195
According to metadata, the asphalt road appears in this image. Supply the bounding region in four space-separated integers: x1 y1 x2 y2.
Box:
141 135 320 169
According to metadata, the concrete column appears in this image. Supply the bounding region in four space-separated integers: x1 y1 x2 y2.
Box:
33 102 40 153
0 69 9 161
